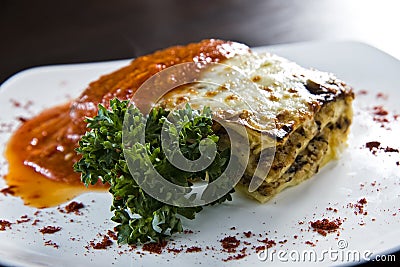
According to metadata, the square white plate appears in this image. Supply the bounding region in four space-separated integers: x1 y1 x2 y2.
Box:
1 41 399 266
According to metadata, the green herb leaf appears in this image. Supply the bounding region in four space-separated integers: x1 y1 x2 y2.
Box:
74 99 233 244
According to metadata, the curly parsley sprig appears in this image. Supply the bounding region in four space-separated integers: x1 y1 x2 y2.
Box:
74 99 233 244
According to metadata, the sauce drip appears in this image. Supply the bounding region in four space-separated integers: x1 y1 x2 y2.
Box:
5 103 107 208
4 39 249 208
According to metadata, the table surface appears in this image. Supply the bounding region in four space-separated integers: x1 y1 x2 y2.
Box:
1 0 399 266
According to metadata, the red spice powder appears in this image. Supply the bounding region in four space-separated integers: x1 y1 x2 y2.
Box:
373 106 389 116
364 141 398 154
44 240 59 249
310 218 342 236
10 99 21 107
186 246 202 253
384 146 399 153
0 186 16 196
358 198 367 205
326 207 338 213
107 230 118 241
243 231 252 238
167 247 183 254
358 90 368 95
90 235 113 250
255 245 265 253
311 218 342 230
376 93 388 100
16 218 31 224
10 99 34 110
64 201 84 214
373 117 389 124
0 220 12 231
316 229 327 236
371 105 391 127
257 238 276 248
17 117 29 123
305 241 316 247
39 226 61 234
220 236 241 253
365 141 381 151
354 198 368 215
223 253 247 262
142 240 168 254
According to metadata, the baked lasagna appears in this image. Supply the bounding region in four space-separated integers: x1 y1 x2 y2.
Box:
156 44 354 203
8 39 354 203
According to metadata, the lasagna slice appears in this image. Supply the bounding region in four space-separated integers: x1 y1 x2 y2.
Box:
158 49 354 203
14 39 353 204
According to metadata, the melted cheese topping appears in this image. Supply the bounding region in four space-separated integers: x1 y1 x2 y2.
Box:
159 51 348 142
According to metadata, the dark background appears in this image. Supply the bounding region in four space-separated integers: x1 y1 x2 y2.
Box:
1 0 400 84
0 0 399 266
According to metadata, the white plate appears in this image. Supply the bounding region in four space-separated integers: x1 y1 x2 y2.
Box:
1 41 400 266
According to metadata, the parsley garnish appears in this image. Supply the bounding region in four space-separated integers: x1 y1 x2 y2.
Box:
74 99 234 244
